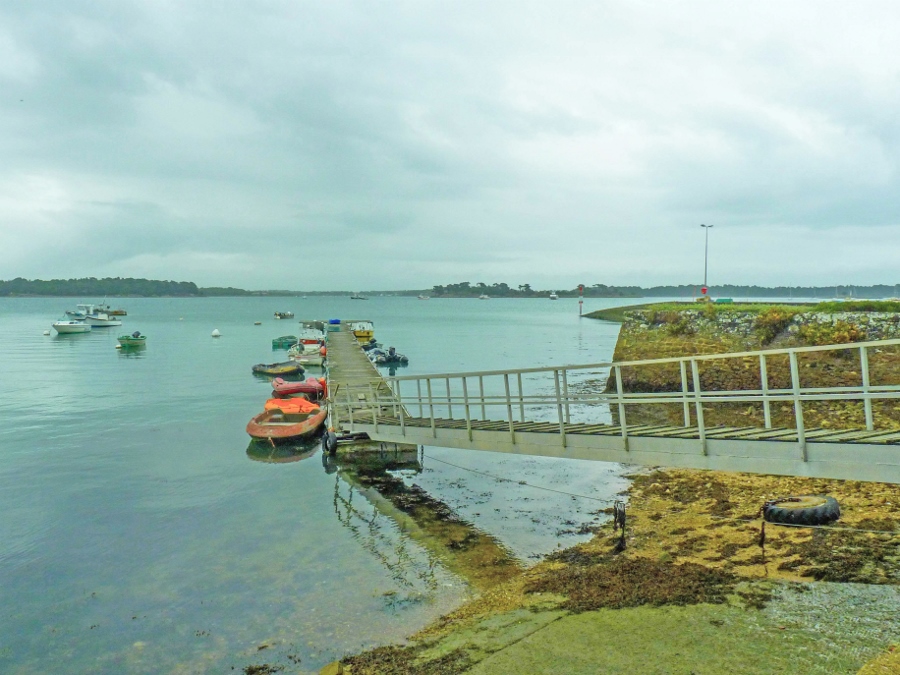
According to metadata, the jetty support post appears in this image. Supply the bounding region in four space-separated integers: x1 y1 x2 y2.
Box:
690 359 707 455
760 354 772 428
462 376 472 441
679 360 691 426
614 365 628 451
417 379 424 418
427 378 436 438
554 369 567 447
562 368 571 424
517 372 525 422
446 377 453 419
346 387 355 433
861 346 874 431
504 374 516 444
789 351 807 460
479 376 486 420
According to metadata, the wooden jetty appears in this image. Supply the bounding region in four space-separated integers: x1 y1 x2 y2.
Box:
324 320 412 452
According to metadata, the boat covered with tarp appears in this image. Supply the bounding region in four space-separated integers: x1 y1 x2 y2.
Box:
252 361 304 376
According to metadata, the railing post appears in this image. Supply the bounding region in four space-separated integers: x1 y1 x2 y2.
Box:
679 360 690 426
417 379 423 418
462 377 472 441
446 377 453 420
372 391 379 434
517 372 525 422
347 387 355 432
562 368 571 424
427 378 436 438
614 365 628 451
553 369 567 447
759 354 772 429
397 380 405 436
504 374 515 444
860 346 874 431
690 359 707 455
479 376 486 420
789 351 807 461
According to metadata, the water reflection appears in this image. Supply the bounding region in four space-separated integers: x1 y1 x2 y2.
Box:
245 438 320 463
324 446 522 593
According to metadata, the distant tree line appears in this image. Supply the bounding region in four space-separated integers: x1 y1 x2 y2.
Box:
0 277 201 297
429 282 900 299
4 277 898 299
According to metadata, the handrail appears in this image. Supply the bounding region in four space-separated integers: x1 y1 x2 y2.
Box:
384 338 900 381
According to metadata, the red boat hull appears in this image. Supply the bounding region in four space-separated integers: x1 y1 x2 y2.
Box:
246 407 327 442
271 376 326 398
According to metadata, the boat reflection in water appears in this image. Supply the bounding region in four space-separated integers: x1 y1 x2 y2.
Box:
246 437 320 464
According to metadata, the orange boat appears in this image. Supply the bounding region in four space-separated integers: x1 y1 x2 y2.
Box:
246 398 327 442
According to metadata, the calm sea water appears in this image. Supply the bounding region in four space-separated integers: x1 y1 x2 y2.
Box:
0 295 639 674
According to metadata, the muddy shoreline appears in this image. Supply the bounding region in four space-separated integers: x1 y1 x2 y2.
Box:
330 467 899 674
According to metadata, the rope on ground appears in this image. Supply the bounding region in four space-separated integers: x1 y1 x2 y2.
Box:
421 453 618 506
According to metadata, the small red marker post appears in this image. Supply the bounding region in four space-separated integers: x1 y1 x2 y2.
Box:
578 284 584 316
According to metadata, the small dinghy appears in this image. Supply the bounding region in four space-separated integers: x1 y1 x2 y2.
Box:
118 331 146 347
272 376 326 399
252 361 304 376
272 335 298 349
246 398 327 442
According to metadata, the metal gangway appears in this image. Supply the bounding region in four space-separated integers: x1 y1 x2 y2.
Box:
329 339 900 484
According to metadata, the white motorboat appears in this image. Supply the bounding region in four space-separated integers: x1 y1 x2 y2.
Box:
479 294 490 300
84 310 122 327
52 320 91 334
549 292 558 300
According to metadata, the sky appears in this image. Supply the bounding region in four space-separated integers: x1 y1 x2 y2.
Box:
2 1 900 291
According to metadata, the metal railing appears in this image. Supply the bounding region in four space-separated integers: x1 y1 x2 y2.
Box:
333 338 900 458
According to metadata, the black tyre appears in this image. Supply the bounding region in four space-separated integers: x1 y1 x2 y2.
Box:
322 430 338 456
763 495 840 526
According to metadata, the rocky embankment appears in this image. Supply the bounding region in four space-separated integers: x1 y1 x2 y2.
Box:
606 303 900 430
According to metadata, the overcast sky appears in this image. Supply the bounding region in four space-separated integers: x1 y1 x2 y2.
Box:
2 1 900 290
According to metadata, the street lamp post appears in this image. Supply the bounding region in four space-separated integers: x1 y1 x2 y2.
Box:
700 224 713 292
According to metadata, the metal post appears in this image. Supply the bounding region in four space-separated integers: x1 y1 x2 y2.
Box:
860 346 874 431
347 387 355 432
517 372 525 422
789 351 807 460
562 368 570 424
479 376 486 420
462 377 472 441
690 359 707 455
397 380 405 436
614 365 628 451
679 360 690 426
760 354 772 429
446 377 453 419
504 374 515 444
427 378 436 438
372 390 379 434
553 369 567 447
417 379 423 418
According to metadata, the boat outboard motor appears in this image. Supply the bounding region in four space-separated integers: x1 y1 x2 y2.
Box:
132 331 141 338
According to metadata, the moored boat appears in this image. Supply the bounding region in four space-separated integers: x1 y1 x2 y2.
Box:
274 311 294 319
117 331 146 347
246 400 327 442
369 347 409 365
549 292 558 300
350 321 374 342
272 376 326 399
272 335 298 349
52 319 91 334
252 361 304 376
287 342 326 366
